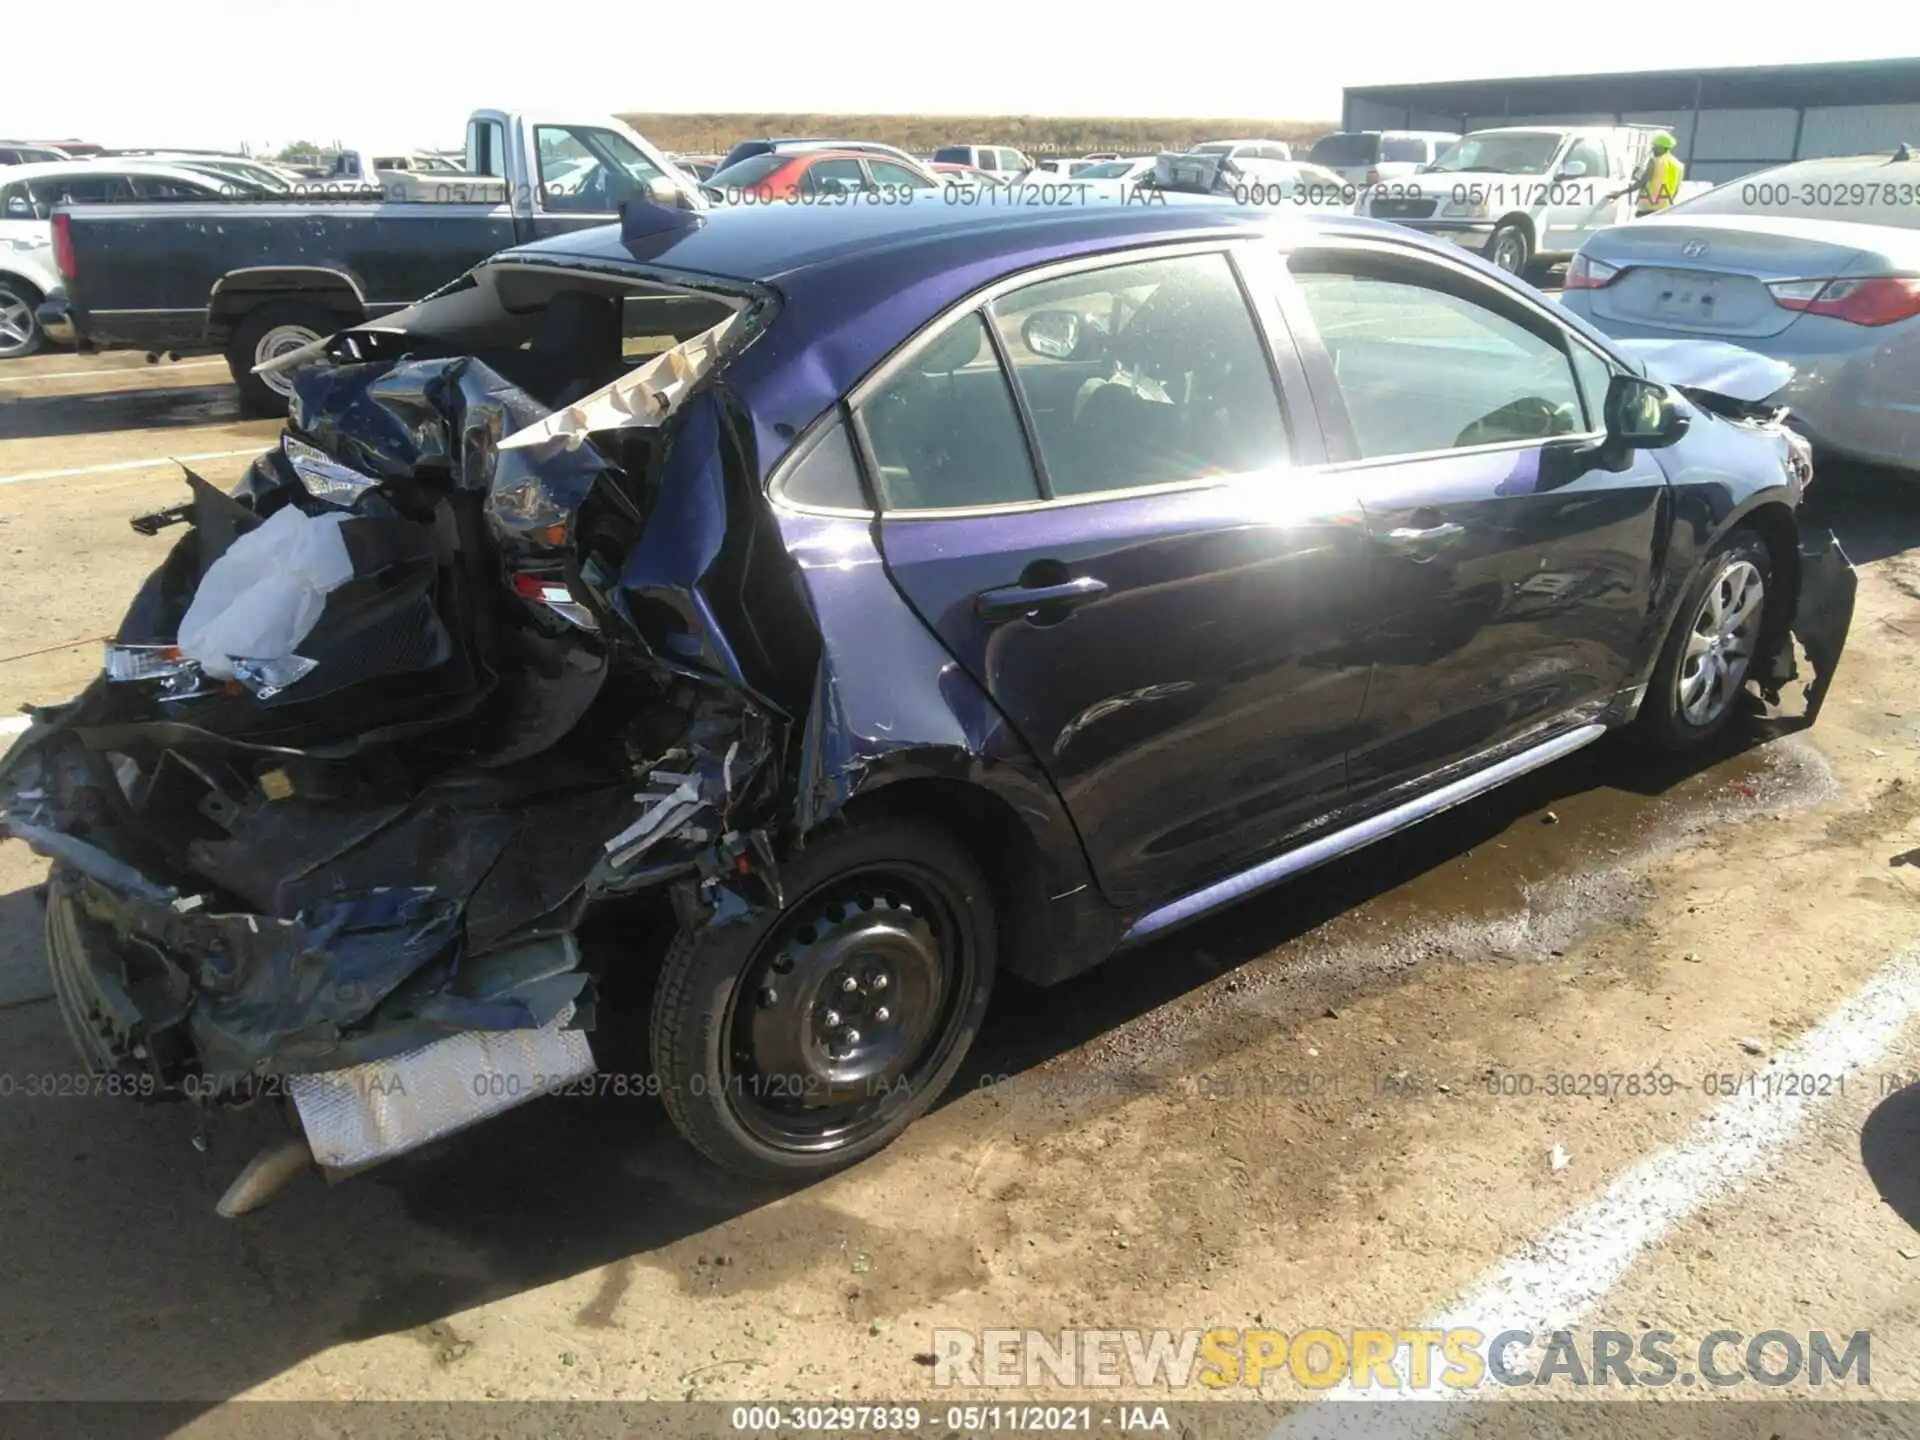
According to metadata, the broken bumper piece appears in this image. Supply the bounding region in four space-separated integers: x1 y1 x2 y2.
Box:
1760 528 1858 726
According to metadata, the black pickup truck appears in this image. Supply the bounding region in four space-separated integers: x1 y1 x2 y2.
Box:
44 109 703 413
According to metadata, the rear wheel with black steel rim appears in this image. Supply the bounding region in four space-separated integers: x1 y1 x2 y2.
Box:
1634 528 1774 750
650 818 996 1177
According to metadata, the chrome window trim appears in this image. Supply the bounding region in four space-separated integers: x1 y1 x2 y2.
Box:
766 406 879 519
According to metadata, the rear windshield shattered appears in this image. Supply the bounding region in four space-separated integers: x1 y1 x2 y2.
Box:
0 261 785 1090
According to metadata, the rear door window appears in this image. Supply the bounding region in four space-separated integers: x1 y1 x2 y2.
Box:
802 157 867 196
868 160 937 190
858 312 1040 511
33 173 136 204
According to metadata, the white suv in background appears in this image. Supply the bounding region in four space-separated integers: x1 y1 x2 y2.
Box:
0 161 242 357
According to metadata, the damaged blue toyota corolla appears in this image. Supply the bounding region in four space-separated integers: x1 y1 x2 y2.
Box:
0 193 1858 1213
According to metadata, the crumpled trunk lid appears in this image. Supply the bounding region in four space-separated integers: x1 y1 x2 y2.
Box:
0 296 790 1190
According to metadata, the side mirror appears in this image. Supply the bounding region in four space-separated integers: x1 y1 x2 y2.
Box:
1558 159 1589 179
645 175 691 209
1604 374 1689 454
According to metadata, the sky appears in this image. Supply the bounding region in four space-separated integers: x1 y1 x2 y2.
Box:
13 2 1909 152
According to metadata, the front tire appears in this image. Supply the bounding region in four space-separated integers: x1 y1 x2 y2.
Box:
0 277 46 358
649 817 996 1179
1488 222 1532 276
226 302 337 416
1634 528 1774 751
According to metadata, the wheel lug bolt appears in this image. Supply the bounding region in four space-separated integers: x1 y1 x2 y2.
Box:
874 1006 891 1022
871 973 888 991
823 1009 842 1028
759 987 778 1007
843 1029 862 1045
841 976 859 994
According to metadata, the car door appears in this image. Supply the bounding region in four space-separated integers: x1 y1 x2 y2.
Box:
1274 239 1668 802
1543 135 1623 256
860 244 1374 910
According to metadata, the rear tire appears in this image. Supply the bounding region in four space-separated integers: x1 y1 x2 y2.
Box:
649 817 996 1179
226 302 337 416
0 277 46 358
1634 528 1774 751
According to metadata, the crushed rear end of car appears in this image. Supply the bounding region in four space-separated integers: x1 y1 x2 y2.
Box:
0 233 815 1212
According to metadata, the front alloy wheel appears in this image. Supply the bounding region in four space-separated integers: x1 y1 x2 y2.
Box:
1679 558 1765 728
1633 528 1775 751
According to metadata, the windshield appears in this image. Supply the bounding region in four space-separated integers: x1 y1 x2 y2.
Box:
932 147 972 165
707 155 786 190
1190 143 1235 155
1078 160 1140 178
1428 132 1564 175
1308 133 1380 167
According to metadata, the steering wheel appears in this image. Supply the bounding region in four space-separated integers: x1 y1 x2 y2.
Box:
1454 394 1580 449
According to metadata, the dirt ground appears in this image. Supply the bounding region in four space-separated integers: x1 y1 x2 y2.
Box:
3 351 1920 1438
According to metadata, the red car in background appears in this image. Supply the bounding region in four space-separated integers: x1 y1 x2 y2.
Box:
703 149 942 203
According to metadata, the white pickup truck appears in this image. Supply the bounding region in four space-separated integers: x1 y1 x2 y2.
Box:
1359 124 1712 278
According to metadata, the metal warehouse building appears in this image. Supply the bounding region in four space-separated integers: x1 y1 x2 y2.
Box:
1343 57 1920 183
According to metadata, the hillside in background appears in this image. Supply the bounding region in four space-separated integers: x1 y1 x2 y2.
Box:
618 113 1339 158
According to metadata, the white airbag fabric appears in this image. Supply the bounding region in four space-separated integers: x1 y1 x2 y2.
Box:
177 505 354 680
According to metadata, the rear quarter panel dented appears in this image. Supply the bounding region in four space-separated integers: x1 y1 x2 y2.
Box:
770 502 1121 982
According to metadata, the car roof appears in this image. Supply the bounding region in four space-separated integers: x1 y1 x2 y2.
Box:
499 197 1429 464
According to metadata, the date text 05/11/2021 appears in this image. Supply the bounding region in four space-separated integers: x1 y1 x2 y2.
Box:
726 1404 1172 1432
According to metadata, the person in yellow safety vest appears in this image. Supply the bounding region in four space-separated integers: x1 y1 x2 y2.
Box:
1615 131 1685 215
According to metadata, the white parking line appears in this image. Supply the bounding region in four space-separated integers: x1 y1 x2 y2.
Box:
2 359 226 383
0 448 262 487
1267 949 1920 1436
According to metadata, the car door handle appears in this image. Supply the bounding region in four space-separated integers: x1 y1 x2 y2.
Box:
976 576 1108 622
1376 522 1464 555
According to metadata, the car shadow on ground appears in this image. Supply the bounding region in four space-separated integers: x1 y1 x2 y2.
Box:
0 710 1788 1422
0 385 243 442
1860 1083 1920 1231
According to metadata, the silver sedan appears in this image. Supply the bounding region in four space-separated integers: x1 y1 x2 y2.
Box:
1558 151 1920 472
